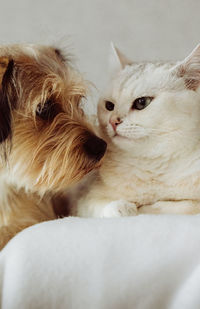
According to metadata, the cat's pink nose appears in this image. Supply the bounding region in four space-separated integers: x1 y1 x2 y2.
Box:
109 116 122 131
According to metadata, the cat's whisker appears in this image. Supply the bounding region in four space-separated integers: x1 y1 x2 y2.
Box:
117 125 171 139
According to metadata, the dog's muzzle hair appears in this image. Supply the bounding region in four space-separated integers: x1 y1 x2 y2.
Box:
0 44 107 192
0 44 107 249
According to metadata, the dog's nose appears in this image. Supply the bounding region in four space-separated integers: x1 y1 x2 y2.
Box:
84 136 107 161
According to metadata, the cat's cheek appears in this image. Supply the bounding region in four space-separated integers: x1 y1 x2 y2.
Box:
99 124 113 142
99 115 110 131
111 136 131 150
107 124 116 138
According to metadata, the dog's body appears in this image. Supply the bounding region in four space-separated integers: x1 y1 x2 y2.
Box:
0 44 106 249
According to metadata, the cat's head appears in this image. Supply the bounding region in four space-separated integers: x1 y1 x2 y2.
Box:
98 43 200 158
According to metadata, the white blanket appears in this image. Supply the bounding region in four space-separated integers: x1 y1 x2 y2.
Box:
1 215 200 309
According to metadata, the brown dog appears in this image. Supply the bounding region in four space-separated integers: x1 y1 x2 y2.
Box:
0 44 107 249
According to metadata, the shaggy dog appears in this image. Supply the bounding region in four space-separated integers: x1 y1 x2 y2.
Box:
0 44 106 249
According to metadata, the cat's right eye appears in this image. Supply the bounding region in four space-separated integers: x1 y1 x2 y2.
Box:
105 101 115 111
132 96 154 111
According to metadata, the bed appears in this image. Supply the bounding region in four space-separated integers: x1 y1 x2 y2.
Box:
1 214 200 308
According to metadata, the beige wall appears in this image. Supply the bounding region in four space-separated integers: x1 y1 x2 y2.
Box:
0 0 199 108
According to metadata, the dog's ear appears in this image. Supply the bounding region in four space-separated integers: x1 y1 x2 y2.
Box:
0 57 14 143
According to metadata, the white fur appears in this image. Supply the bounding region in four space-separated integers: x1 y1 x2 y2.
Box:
75 44 200 217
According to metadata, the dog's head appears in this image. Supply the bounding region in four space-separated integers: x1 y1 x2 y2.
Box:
0 44 106 193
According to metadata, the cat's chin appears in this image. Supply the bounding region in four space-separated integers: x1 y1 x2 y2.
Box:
110 135 134 152
111 134 133 145
114 134 131 141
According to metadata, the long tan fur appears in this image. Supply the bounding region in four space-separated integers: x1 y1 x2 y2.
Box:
0 44 106 249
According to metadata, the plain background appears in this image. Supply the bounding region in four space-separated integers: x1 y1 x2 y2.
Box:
1 0 199 110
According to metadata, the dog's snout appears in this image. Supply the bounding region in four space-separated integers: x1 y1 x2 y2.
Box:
84 136 107 161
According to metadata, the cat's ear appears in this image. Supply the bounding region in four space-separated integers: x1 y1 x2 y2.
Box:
174 44 200 90
109 42 132 78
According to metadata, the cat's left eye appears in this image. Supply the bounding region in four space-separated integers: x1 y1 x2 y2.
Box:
105 101 115 111
132 96 154 110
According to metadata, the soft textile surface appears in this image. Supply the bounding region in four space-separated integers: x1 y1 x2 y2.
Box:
1 215 200 309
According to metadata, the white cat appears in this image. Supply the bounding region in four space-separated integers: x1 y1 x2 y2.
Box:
72 43 200 217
